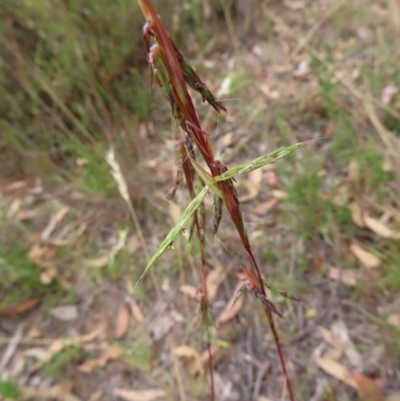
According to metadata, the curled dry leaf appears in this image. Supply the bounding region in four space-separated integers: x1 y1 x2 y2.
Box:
328 267 360 286
21 383 82 401
172 345 201 359
29 244 53 264
6 198 22 219
314 356 357 388
266 170 278 187
350 243 381 268
387 314 400 327
78 345 123 373
168 201 182 223
271 189 289 199
40 266 58 284
206 263 224 302
5 180 28 192
179 284 197 299
0 298 41 316
239 169 263 202
253 197 279 216
115 305 130 338
352 371 384 401
217 282 245 323
127 235 140 254
130 299 145 323
81 321 107 342
83 255 109 268
114 388 166 401
172 345 203 376
348 159 359 181
318 326 344 350
364 215 400 239
349 202 365 227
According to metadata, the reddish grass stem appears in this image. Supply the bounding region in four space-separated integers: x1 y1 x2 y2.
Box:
136 1 295 400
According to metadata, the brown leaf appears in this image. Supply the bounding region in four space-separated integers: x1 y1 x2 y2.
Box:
315 357 357 388
217 282 244 323
328 267 360 286
6 198 22 219
364 215 400 239
127 235 140 254
318 326 344 350
350 243 381 268
387 314 400 327
179 285 197 299
40 266 58 284
206 264 224 302
139 123 147 139
4 180 28 192
348 159 359 181
130 299 145 323
83 255 109 268
172 345 201 359
239 169 263 202
253 198 279 215
352 371 384 401
21 383 82 401
265 170 278 187
115 305 130 338
169 201 181 223
113 388 166 401
80 321 107 342
172 345 204 375
271 189 289 199
0 298 41 316
349 202 365 227
78 345 123 373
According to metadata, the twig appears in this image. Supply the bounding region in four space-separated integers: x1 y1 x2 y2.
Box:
252 361 270 401
0 324 23 373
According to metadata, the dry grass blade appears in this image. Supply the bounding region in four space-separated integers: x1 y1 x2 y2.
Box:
106 147 160 296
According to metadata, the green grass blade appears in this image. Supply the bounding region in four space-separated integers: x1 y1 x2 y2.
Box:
134 186 209 289
214 142 308 182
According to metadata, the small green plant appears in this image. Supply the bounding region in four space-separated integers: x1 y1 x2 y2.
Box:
0 235 59 309
41 345 87 380
0 380 20 400
129 1 311 400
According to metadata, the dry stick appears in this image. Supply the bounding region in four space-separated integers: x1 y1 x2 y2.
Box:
252 361 270 401
261 5 399 153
